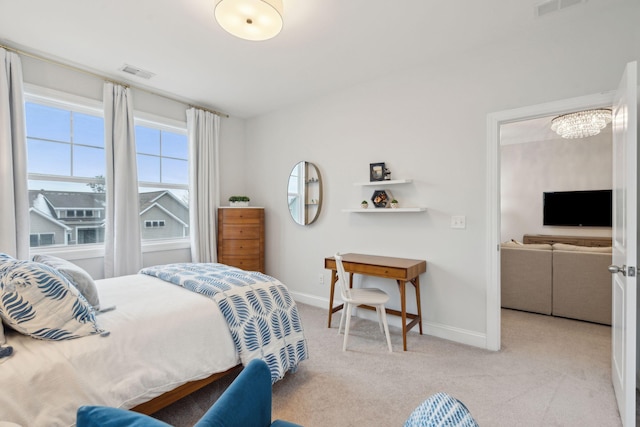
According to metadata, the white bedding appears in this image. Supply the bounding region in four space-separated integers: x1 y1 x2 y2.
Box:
0 274 240 427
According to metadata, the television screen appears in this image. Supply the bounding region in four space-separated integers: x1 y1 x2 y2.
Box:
543 190 612 227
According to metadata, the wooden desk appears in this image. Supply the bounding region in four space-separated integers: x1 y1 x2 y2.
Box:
324 253 427 351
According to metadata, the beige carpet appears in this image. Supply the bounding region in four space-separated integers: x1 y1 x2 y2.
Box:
154 304 621 426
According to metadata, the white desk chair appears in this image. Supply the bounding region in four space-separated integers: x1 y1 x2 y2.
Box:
335 253 393 352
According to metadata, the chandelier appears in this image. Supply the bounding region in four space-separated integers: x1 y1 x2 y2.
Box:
214 0 283 41
550 108 612 139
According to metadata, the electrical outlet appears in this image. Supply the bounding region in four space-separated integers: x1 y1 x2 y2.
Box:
451 215 466 229
319 274 324 285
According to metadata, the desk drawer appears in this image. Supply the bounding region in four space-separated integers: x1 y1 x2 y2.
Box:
348 264 406 279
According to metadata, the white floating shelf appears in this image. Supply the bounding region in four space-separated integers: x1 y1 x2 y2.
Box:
342 207 426 213
354 179 413 186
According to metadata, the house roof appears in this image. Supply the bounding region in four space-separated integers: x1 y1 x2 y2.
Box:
0 0 624 118
29 190 188 222
29 190 106 210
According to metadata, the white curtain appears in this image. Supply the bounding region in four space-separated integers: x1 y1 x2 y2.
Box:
0 48 29 259
103 82 142 277
187 108 220 263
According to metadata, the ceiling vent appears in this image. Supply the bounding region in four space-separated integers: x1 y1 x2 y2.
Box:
535 0 586 17
119 64 155 80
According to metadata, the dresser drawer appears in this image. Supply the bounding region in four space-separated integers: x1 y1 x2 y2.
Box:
220 239 260 255
220 208 263 224
219 256 261 272
220 225 261 240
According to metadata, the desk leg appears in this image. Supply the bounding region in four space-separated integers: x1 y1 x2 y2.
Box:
398 280 408 351
397 277 423 351
412 276 423 335
327 270 338 328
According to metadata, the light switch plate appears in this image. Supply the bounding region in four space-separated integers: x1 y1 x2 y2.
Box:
451 215 466 229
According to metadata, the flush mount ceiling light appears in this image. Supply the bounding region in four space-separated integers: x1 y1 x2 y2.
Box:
214 0 283 41
550 108 612 139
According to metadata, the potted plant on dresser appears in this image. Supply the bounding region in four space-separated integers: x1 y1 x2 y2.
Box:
229 196 250 207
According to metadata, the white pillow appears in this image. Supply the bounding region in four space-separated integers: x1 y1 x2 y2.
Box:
0 260 107 340
32 254 100 309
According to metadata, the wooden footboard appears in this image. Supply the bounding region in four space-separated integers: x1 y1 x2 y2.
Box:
131 364 242 415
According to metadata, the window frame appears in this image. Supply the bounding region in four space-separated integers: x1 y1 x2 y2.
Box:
135 112 190 243
25 85 191 258
24 84 106 189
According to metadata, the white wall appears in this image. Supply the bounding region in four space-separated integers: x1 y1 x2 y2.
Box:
242 2 640 347
501 129 613 242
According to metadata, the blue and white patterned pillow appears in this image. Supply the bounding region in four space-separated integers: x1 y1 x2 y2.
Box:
0 253 16 345
404 392 479 427
32 254 100 309
0 260 107 340
0 252 15 266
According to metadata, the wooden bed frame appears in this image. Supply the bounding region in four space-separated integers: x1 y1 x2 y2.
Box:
132 364 242 415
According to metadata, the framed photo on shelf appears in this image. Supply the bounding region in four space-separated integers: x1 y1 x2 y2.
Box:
369 162 385 181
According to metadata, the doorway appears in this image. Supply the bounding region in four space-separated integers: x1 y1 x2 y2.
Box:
485 91 614 351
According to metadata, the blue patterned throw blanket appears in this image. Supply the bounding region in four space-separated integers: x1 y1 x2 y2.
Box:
139 263 308 382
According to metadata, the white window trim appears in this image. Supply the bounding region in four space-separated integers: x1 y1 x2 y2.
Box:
24 84 103 115
25 84 192 254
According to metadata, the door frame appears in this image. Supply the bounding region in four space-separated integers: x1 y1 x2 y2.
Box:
485 91 614 351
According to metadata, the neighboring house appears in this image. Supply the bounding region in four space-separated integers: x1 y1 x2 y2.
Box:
139 191 190 240
28 190 188 247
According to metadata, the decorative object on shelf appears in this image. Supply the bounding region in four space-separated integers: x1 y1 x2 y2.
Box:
361 200 369 209
550 108 612 139
214 0 284 41
384 167 392 180
390 199 399 208
371 190 390 208
229 195 250 207
369 162 385 181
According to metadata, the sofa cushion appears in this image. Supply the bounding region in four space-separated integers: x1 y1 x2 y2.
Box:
501 246 553 315
501 241 552 250
552 243 612 253
552 250 612 325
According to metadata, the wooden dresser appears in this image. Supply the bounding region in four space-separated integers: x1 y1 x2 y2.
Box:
217 207 265 273
523 234 612 247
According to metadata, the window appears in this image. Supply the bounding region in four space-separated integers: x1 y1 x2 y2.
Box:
144 220 166 228
135 118 189 241
25 87 190 249
25 88 106 248
30 233 55 247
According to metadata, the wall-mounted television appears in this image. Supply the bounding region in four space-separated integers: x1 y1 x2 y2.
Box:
543 189 612 227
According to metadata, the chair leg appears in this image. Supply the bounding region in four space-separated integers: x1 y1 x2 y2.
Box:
338 305 346 335
375 306 384 333
380 304 392 352
343 303 352 351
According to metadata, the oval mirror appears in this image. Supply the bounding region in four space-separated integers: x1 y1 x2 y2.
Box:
287 161 322 225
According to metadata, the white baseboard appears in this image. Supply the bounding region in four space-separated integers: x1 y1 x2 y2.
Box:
290 291 489 350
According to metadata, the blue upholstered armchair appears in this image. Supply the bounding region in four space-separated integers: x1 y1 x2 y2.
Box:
77 359 302 427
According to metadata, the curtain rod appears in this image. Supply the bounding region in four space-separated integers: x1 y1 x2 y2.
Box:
1 44 229 118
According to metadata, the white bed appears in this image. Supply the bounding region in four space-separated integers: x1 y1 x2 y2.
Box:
0 273 240 427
